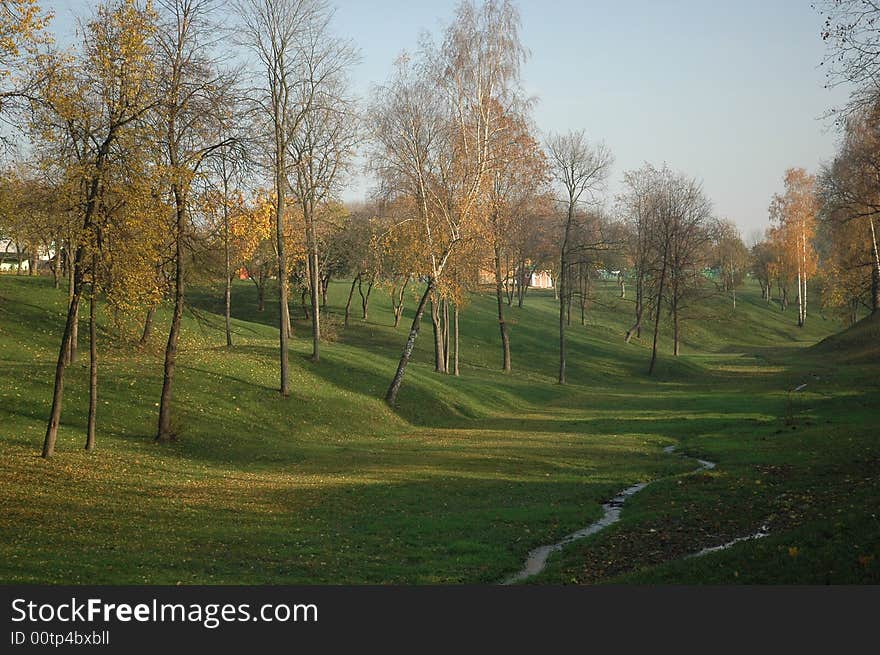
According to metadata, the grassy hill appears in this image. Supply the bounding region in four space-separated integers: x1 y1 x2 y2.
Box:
0 273 877 584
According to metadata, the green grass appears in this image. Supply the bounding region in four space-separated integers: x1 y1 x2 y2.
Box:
0 273 877 584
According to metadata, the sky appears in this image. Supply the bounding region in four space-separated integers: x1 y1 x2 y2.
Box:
42 0 852 239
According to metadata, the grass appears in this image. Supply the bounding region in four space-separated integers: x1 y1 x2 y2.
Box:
0 272 877 584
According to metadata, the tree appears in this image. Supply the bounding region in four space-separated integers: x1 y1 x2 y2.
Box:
506 195 555 308
665 184 713 356
820 102 880 313
817 0 880 117
750 237 776 303
545 130 612 384
373 198 422 328
712 220 750 309
204 104 251 348
286 23 358 362
37 0 159 458
620 165 660 343
486 109 546 371
230 187 274 305
333 205 379 326
235 0 334 396
0 164 56 276
769 168 819 328
1 0 53 146
620 164 713 372
371 0 527 404
153 0 238 443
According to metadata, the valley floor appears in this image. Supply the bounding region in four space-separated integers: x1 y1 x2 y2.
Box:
0 275 877 583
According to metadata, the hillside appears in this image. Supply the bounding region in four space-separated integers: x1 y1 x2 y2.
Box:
810 312 880 364
0 275 877 584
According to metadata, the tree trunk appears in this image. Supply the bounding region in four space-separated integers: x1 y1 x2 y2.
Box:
66 243 74 295
443 299 450 374
801 228 808 326
516 262 527 308
796 271 803 327
672 293 680 357
344 274 359 327
873 247 880 314
392 276 408 327
306 208 321 362
625 275 643 343
559 260 566 384
558 200 573 385
648 264 667 376
309 253 321 361
453 303 460 377
157 187 187 442
276 169 291 397
257 275 266 312
870 218 880 313
321 275 329 310
66 246 78 365
42 275 82 457
579 267 587 327
224 214 233 348
358 275 374 321
494 244 511 372
140 305 155 346
618 272 625 299
802 277 807 325
385 280 434 406
431 294 446 373
86 273 97 452
43 165 107 458
504 253 514 306
52 239 61 289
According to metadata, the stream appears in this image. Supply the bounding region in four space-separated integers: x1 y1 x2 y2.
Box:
501 444 765 584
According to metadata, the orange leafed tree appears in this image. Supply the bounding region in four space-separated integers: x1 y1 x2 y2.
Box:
769 168 819 327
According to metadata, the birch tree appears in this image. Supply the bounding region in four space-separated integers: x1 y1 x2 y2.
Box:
372 0 527 405
769 168 818 328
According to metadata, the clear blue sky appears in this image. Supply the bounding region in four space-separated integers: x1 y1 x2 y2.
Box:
44 0 850 238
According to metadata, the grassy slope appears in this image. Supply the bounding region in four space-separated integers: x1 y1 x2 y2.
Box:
0 273 876 584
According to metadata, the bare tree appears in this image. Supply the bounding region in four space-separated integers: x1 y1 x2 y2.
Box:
666 182 713 355
487 111 546 372
630 165 713 373
287 25 359 362
205 102 252 349
545 130 612 384
235 0 329 396
154 0 238 442
816 0 880 117
620 166 660 343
